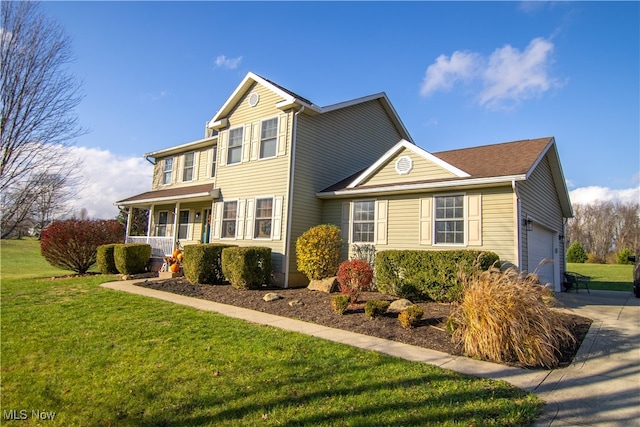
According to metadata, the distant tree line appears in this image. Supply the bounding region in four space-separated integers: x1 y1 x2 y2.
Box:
566 201 639 263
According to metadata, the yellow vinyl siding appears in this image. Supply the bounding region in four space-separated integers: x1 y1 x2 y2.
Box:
362 148 458 187
151 143 217 191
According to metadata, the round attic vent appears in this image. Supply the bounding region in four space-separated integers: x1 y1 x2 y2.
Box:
395 155 413 175
248 92 260 107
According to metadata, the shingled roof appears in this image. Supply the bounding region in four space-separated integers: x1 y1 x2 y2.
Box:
116 183 217 206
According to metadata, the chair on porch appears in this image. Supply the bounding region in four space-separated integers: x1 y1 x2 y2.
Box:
563 271 590 294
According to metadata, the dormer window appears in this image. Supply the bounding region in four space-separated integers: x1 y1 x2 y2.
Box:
259 118 278 159
227 127 243 165
162 157 173 185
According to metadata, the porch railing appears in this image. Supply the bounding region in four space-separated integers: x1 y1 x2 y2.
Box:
125 236 174 257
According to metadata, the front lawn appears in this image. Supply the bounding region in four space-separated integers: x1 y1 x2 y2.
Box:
1 238 542 426
567 263 634 292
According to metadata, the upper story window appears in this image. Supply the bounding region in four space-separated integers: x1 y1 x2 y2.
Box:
210 145 217 178
221 201 237 238
353 200 375 243
435 195 464 244
254 198 273 239
162 158 173 185
259 118 278 159
227 127 243 165
182 152 195 182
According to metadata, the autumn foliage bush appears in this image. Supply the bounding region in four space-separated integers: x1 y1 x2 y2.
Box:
40 219 124 274
295 224 342 281
336 258 373 303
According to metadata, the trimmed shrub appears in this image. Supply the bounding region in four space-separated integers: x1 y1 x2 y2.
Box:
296 224 342 281
337 259 373 303
616 247 635 265
221 247 272 290
364 300 390 320
398 305 424 329
566 241 588 263
40 219 124 274
448 266 574 368
586 253 606 264
114 244 151 275
96 244 118 274
182 243 237 284
375 250 499 302
331 295 350 315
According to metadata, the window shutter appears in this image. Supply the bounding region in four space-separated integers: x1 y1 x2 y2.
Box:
466 194 482 246
376 200 388 245
245 199 255 240
341 202 351 242
277 113 287 156
250 121 260 161
206 148 213 178
219 130 227 167
420 197 432 245
242 124 251 163
237 200 246 239
213 202 223 239
272 196 283 240
193 151 200 180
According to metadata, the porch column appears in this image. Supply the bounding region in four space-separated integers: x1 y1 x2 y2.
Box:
125 208 133 243
172 202 181 253
147 205 155 244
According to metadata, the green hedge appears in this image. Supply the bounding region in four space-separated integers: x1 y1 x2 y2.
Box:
114 244 151 275
221 247 272 290
375 250 499 302
183 244 237 285
96 244 119 274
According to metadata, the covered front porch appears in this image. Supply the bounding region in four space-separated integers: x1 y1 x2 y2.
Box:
116 183 220 257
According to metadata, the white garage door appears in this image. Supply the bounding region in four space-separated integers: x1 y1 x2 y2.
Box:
528 223 556 287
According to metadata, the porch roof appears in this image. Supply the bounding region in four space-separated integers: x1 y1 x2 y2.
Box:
116 183 219 207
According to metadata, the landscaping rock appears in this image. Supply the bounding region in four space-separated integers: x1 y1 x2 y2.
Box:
307 276 339 293
263 292 283 302
388 299 414 313
288 299 304 307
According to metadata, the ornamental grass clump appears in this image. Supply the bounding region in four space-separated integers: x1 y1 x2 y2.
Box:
448 267 574 368
336 258 373 303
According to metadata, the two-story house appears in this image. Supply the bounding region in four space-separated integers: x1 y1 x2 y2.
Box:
117 72 573 291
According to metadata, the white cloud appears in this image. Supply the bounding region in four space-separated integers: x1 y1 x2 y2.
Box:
214 55 243 70
569 185 640 205
66 146 153 219
420 37 562 110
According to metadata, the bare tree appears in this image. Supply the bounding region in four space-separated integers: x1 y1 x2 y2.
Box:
1 0 84 237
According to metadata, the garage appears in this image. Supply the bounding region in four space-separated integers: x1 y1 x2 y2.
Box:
527 223 558 289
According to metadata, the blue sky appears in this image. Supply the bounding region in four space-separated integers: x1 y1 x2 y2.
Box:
40 1 639 218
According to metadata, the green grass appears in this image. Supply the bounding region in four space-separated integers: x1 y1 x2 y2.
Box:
1 238 543 426
567 263 634 292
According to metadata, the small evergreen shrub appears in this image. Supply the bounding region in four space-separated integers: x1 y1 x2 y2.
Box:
96 244 118 274
40 219 124 274
586 253 606 264
616 247 635 265
296 224 343 281
448 267 574 368
114 244 151 275
183 244 237 284
566 241 588 263
336 259 373 303
364 300 390 320
221 247 272 290
375 250 499 302
331 295 350 315
398 305 424 329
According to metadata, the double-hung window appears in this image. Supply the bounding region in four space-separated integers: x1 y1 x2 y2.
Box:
221 201 237 238
435 195 464 244
162 158 173 185
227 128 243 165
353 200 375 243
259 118 278 159
182 152 195 182
157 211 168 236
254 198 273 239
177 210 190 240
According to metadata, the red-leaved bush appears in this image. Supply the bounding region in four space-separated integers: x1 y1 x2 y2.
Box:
40 219 125 274
336 259 373 303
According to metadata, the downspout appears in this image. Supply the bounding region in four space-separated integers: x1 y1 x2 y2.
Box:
513 180 523 272
283 106 305 288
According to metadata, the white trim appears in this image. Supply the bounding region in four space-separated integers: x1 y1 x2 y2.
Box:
181 151 196 182
220 199 240 240
253 196 276 240
258 115 279 160
177 208 192 241
145 136 217 159
432 192 466 247
347 139 470 189
226 126 244 166
351 199 377 244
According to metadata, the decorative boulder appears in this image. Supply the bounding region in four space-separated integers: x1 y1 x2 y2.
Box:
307 276 338 293
388 298 414 313
263 292 283 302
288 299 304 307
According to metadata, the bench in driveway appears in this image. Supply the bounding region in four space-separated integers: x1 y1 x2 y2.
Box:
563 271 590 293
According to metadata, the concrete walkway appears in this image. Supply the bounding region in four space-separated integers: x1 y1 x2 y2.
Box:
102 281 640 427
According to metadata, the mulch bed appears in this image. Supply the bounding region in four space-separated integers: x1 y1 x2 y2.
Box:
134 278 592 369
